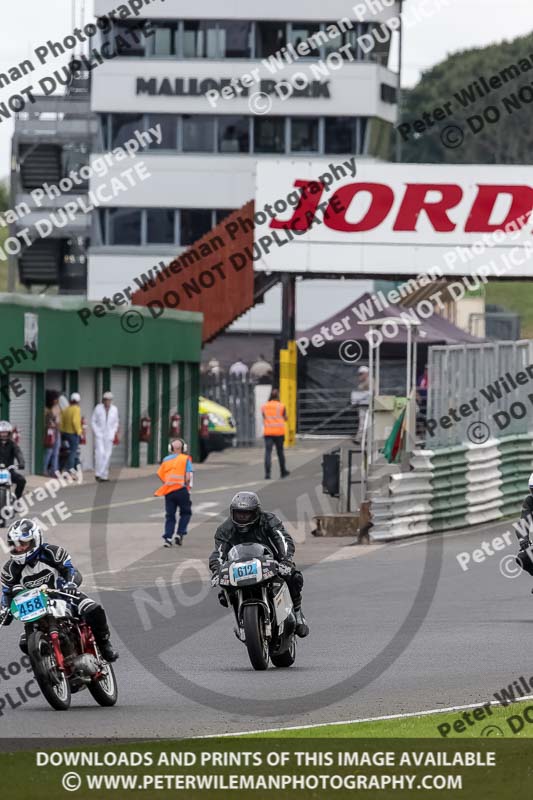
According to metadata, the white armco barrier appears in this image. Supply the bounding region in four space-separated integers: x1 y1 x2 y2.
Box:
369 434 533 541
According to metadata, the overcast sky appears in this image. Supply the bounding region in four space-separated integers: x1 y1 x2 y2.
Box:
0 0 531 176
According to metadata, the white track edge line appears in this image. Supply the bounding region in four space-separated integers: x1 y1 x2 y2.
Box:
198 696 533 738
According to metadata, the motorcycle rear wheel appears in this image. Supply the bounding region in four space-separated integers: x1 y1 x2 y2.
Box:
243 604 269 670
88 662 118 707
271 637 296 668
28 630 71 711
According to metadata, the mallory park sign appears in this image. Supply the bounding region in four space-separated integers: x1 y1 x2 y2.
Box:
135 77 331 99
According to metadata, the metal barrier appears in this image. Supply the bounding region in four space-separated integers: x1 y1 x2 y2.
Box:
321 443 364 512
201 375 256 447
426 340 533 448
297 389 355 436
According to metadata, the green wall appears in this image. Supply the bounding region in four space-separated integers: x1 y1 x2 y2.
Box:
0 295 203 471
0 295 202 372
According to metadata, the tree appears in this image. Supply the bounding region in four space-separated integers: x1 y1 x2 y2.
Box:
398 31 533 163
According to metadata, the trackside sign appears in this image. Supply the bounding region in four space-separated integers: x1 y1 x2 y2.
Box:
253 162 533 277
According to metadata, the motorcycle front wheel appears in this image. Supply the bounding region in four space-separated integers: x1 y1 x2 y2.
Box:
88 662 118 707
27 630 71 711
271 636 296 668
243 604 269 670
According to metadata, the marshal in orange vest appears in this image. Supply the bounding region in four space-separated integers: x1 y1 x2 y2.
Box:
262 400 286 437
154 453 192 496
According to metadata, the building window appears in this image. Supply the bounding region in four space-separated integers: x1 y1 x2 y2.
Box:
111 114 144 149
180 210 213 245
147 114 177 149
147 209 175 244
108 208 142 245
183 20 221 58
290 117 319 152
325 117 357 154
218 21 252 58
254 117 285 153
113 22 147 56
215 209 236 224
255 21 286 58
182 115 215 151
145 22 178 56
289 22 321 57
218 116 250 153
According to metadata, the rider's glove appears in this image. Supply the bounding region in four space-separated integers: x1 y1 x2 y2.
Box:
211 572 220 587
62 581 79 594
0 607 13 627
520 537 531 551
278 561 293 576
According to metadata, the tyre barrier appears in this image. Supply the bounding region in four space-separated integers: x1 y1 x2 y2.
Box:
369 434 533 541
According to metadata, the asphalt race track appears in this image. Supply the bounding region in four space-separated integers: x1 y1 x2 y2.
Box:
1 441 529 740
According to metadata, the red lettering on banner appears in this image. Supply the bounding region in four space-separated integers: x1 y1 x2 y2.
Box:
393 184 463 232
270 180 325 230
465 185 533 232
325 183 394 232
269 181 533 234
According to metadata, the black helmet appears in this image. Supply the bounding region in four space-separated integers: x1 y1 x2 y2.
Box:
230 492 260 533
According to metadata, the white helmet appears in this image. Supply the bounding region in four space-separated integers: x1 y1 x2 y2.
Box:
70 392 81 402
7 518 43 564
0 421 12 440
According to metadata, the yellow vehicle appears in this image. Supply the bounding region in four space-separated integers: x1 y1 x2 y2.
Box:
198 396 237 461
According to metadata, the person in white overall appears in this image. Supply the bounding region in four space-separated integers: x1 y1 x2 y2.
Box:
91 391 119 482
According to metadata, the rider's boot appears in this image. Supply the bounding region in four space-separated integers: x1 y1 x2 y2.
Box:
84 603 119 662
293 603 309 638
98 634 119 663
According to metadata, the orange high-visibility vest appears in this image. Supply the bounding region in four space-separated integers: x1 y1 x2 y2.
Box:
154 453 190 496
262 400 286 436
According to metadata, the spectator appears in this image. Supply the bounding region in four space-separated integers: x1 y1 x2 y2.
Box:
229 358 248 378
207 358 222 377
155 438 193 548
250 354 273 384
261 388 290 480
60 392 82 472
91 391 120 483
58 392 69 411
43 390 61 476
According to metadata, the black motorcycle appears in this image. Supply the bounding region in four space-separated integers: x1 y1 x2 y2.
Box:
219 542 297 671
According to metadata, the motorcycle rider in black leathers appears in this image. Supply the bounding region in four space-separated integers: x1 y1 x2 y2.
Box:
516 473 533 576
0 420 26 499
209 491 309 637
0 518 118 662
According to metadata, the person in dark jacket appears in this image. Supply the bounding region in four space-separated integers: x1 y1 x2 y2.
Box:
0 421 25 499
0 518 118 662
209 491 309 637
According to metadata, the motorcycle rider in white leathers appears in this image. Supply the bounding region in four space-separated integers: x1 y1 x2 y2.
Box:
91 392 119 482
